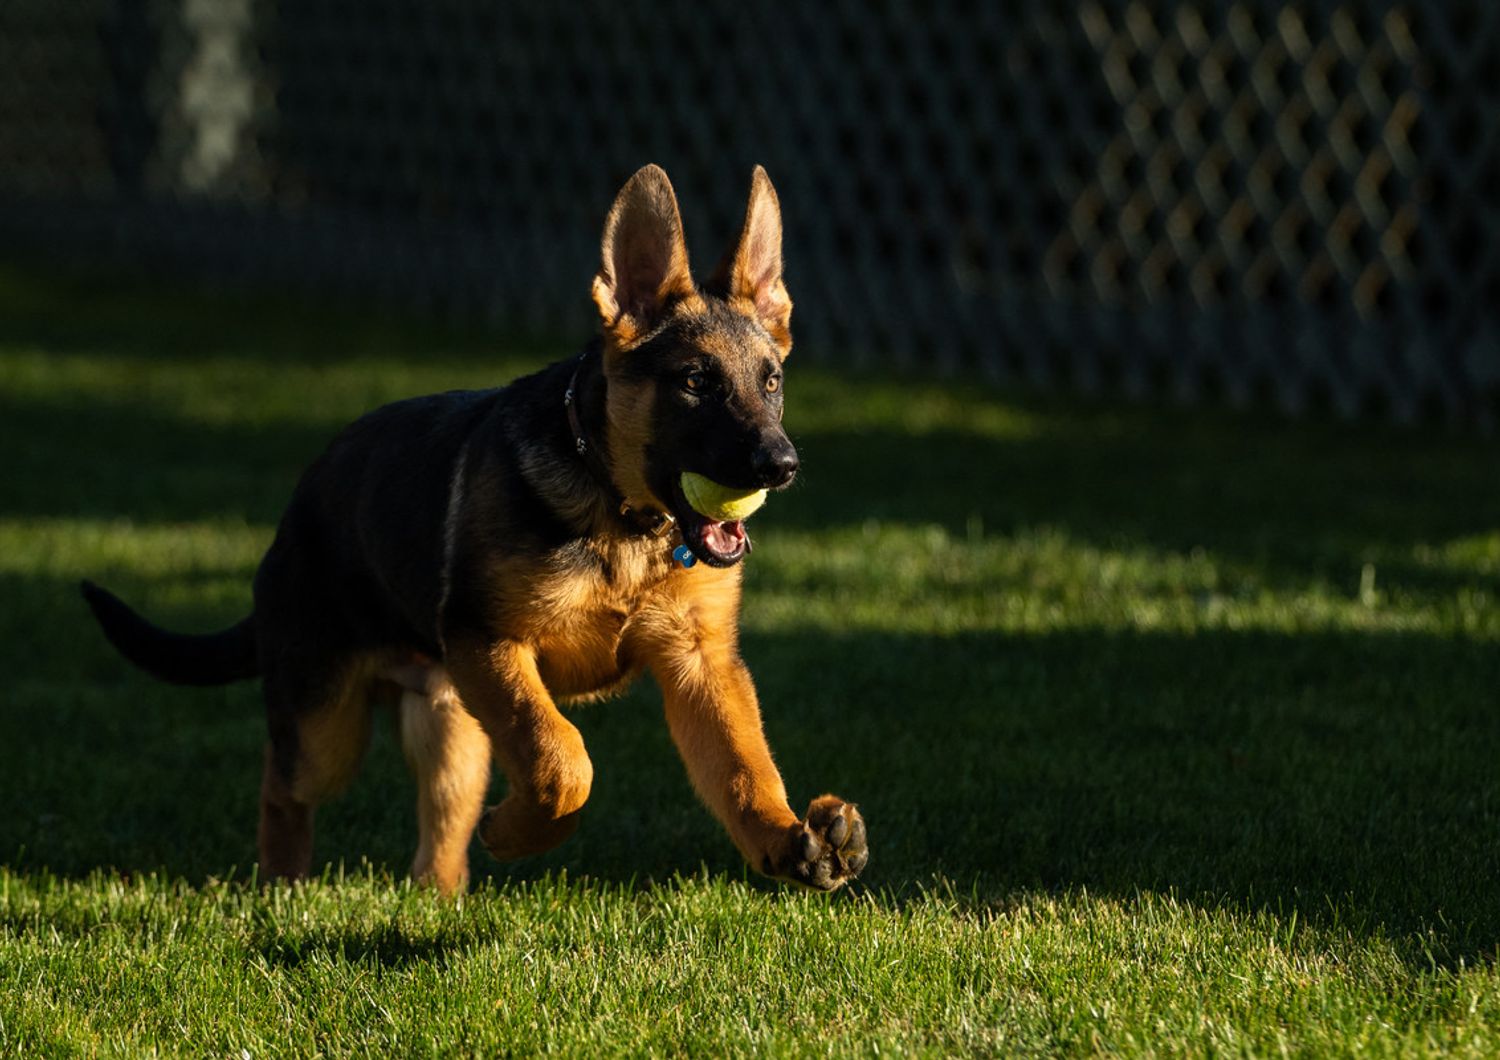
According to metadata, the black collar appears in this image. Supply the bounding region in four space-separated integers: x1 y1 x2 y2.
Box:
564 350 676 538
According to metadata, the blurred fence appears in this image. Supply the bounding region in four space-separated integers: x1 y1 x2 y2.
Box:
2 1 1497 427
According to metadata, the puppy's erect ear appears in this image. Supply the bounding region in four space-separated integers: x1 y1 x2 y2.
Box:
712 165 793 357
592 164 697 347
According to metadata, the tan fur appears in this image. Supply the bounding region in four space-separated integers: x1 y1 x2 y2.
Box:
448 526 817 878
624 567 802 869
399 670 490 894
446 634 596 861
602 370 659 514
717 166 794 357
590 165 700 348
289 655 386 803
256 659 393 881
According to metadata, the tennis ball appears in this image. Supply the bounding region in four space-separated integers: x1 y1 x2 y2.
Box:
680 472 768 521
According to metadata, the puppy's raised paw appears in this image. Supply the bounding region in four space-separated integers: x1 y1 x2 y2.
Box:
769 795 867 891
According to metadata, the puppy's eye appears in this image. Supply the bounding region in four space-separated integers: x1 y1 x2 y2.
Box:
765 374 782 394
682 371 706 394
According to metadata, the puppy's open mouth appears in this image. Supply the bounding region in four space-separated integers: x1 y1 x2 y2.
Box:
684 512 749 566
667 481 750 567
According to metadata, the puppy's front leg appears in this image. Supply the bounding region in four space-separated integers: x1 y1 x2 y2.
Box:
446 638 594 861
638 616 868 890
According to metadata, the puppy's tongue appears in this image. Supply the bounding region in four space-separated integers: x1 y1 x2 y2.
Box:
699 519 746 556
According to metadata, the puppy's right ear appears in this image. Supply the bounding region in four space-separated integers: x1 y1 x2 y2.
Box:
591 165 697 347
710 165 792 357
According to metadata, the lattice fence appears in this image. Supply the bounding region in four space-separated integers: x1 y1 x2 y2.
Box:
2 1 1498 426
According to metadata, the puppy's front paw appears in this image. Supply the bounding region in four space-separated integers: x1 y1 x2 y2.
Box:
769 795 868 891
477 798 582 861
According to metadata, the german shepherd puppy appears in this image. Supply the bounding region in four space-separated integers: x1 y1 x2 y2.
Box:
82 165 868 894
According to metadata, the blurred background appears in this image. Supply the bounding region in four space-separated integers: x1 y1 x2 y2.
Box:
3 0 1498 427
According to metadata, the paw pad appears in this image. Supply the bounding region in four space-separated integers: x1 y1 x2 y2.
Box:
781 796 868 891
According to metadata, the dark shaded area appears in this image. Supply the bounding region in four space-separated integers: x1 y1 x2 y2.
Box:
0 388 323 526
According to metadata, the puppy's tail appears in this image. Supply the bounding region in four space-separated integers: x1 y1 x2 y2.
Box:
80 580 259 686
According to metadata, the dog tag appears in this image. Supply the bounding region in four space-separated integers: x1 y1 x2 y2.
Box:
672 544 698 569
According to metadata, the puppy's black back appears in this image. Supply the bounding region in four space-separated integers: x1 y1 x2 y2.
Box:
258 387 497 654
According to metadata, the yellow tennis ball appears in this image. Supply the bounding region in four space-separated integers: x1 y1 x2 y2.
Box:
680 472 768 521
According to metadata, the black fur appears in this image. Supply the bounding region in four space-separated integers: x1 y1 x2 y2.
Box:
80 580 258 685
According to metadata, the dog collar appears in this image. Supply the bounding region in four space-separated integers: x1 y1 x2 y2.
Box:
564 351 677 539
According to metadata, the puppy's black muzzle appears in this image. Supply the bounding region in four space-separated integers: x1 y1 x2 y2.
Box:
752 433 799 489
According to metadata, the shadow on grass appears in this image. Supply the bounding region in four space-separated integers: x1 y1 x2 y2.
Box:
0 392 331 526
6 563 1497 965
254 923 458 971
0 263 502 367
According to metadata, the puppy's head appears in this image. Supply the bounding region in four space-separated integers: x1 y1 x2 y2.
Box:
591 165 796 567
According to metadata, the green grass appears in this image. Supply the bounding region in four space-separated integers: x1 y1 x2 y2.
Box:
1 266 1498 1056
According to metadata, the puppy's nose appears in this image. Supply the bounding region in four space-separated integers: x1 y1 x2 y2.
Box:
753 437 799 488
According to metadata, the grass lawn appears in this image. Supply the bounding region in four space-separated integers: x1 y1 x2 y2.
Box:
1 266 1498 1056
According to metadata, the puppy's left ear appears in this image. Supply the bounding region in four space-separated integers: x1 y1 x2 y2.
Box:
711 165 793 358
593 164 698 349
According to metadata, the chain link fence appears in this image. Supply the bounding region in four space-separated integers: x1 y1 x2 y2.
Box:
2 1 1497 427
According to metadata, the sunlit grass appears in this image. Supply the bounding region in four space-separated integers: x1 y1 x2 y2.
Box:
4 872 1499 1057
747 522 1500 637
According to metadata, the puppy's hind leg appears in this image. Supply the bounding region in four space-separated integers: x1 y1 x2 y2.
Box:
258 656 379 885
395 665 491 894
258 741 314 882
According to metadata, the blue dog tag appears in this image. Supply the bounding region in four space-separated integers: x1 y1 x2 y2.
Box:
673 544 698 569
